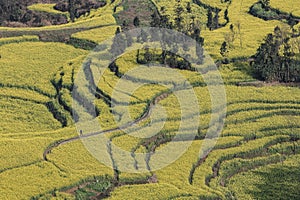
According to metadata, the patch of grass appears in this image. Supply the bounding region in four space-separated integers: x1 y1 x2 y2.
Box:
0 88 49 103
202 0 285 60
153 0 207 26
27 3 69 16
72 25 119 44
228 154 300 200
0 42 86 96
0 97 61 133
0 35 39 46
270 0 300 17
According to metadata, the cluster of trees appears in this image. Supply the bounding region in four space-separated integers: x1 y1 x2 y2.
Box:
0 0 107 26
56 0 106 22
260 0 270 10
207 8 221 30
249 0 300 26
220 23 243 61
0 0 25 23
109 0 205 72
139 0 205 69
194 0 230 31
252 26 300 82
0 0 68 27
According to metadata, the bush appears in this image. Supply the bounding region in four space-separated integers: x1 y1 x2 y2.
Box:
250 3 280 20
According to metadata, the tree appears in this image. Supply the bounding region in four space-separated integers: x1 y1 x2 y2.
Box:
260 0 270 10
0 0 24 23
252 33 279 81
281 37 295 82
115 27 121 35
69 0 76 22
224 9 229 22
174 0 184 32
133 16 140 27
160 14 171 28
251 26 300 82
206 8 220 30
150 11 160 27
292 36 300 54
147 5 205 69
287 13 298 27
108 61 120 76
144 46 152 66
122 20 128 30
213 9 220 29
220 41 229 58
186 2 192 13
207 8 213 30
230 24 234 32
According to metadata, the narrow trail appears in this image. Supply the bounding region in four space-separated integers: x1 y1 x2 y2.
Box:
0 24 115 42
43 91 170 161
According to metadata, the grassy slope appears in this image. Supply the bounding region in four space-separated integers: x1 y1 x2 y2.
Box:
201 0 285 59
228 154 300 199
0 42 86 96
0 0 299 199
270 0 300 17
27 3 68 16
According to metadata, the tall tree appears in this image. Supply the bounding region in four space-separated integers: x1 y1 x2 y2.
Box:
150 10 160 27
213 9 220 29
251 26 300 82
207 8 213 30
69 0 76 22
260 0 270 10
252 33 279 81
224 9 229 22
144 46 153 66
133 16 140 27
174 0 184 32
281 37 295 82
115 27 121 35
186 2 192 13
220 41 229 58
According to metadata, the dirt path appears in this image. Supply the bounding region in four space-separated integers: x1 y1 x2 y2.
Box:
43 91 170 161
0 23 115 49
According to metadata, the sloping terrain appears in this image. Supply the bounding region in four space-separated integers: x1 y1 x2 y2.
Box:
0 0 299 199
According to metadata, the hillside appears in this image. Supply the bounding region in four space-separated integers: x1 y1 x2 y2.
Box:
0 0 299 199
0 0 106 27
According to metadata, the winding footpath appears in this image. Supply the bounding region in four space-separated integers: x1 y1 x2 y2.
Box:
43 92 170 161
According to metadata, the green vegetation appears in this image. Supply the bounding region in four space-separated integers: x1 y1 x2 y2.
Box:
228 154 300 199
0 42 86 96
0 0 299 199
270 0 300 17
0 35 39 46
72 25 119 43
252 26 300 82
27 4 68 16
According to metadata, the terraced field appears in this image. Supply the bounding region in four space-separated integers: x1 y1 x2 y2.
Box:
0 0 299 199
